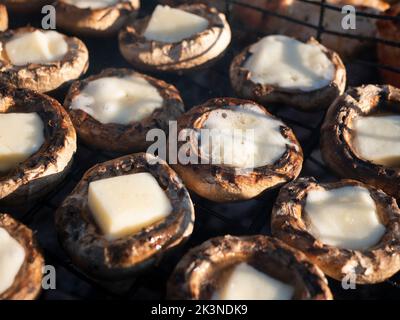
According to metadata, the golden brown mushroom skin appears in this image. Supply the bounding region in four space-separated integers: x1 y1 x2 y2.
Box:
171 97 303 202
55 153 195 280
0 4 8 31
0 85 77 205
0 27 89 93
0 214 44 300
64 68 185 153
321 84 400 200
271 177 400 284
54 0 140 37
167 235 333 300
230 37 346 111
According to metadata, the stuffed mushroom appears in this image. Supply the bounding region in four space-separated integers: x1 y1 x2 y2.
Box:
321 84 400 199
0 214 44 300
0 85 77 205
119 4 231 72
64 68 185 153
0 27 89 93
167 235 333 300
272 177 400 284
55 153 195 279
230 35 346 111
54 0 140 37
171 97 303 202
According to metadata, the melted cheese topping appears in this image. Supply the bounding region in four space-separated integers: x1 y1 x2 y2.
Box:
243 35 335 92
305 186 385 250
0 113 45 172
143 5 209 43
0 228 25 295
88 172 172 239
200 105 291 168
353 115 400 167
70 75 164 125
5 30 68 66
62 0 118 9
213 263 294 300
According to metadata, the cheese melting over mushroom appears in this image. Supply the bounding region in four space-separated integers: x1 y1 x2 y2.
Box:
243 35 335 92
352 115 400 167
213 262 294 300
88 172 172 239
200 105 291 168
70 75 164 125
143 5 209 43
0 113 45 172
62 0 118 9
5 30 68 66
305 186 385 250
0 228 25 295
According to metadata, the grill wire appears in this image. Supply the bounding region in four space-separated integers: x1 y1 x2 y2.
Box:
3 0 400 299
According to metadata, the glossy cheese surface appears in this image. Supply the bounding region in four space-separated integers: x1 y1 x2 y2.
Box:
63 0 119 9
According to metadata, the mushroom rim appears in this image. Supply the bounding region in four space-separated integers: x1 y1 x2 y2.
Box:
55 152 195 279
271 176 400 284
55 0 140 12
167 234 333 300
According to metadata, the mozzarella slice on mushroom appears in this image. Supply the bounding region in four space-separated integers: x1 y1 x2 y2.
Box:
213 262 294 300
70 75 163 125
0 113 44 172
5 30 68 66
352 115 400 167
88 172 173 239
143 5 209 43
200 105 292 168
62 0 119 9
243 35 334 92
304 186 385 250
0 227 25 295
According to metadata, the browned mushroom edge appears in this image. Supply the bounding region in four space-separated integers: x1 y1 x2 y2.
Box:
171 97 303 202
230 37 347 111
0 213 44 300
0 85 77 205
0 27 89 93
0 4 8 32
64 68 185 153
167 234 333 300
54 0 140 37
320 84 400 199
55 152 195 280
271 177 400 284
118 3 231 73
2 0 49 13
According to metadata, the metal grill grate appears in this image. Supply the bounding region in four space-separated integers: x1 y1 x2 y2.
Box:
3 0 400 299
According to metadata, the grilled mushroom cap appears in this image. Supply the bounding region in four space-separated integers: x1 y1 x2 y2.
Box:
54 0 140 37
271 177 400 284
0 4 7 32
321 84 400 199
230 37 346 111
0 85 77 205
0 27 89 93
171 97 303 202
167 235 333 300
64 68 185 153
1 0 49 13
118 3 231 73
55 153 195 280
0 214 44 300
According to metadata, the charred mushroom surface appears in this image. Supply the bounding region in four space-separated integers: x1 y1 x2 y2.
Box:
0 85 77 205
0 214 44 300
55 153 195 279
1 0 49 13
172 97 303 202
64 68 185 153
119 4 231 72
321 84 400 199
167 235 332 300
271 177 400 284
54 0 140 37
0 27 89 93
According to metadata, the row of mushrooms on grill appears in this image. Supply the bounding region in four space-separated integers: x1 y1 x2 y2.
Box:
0 0 400 300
